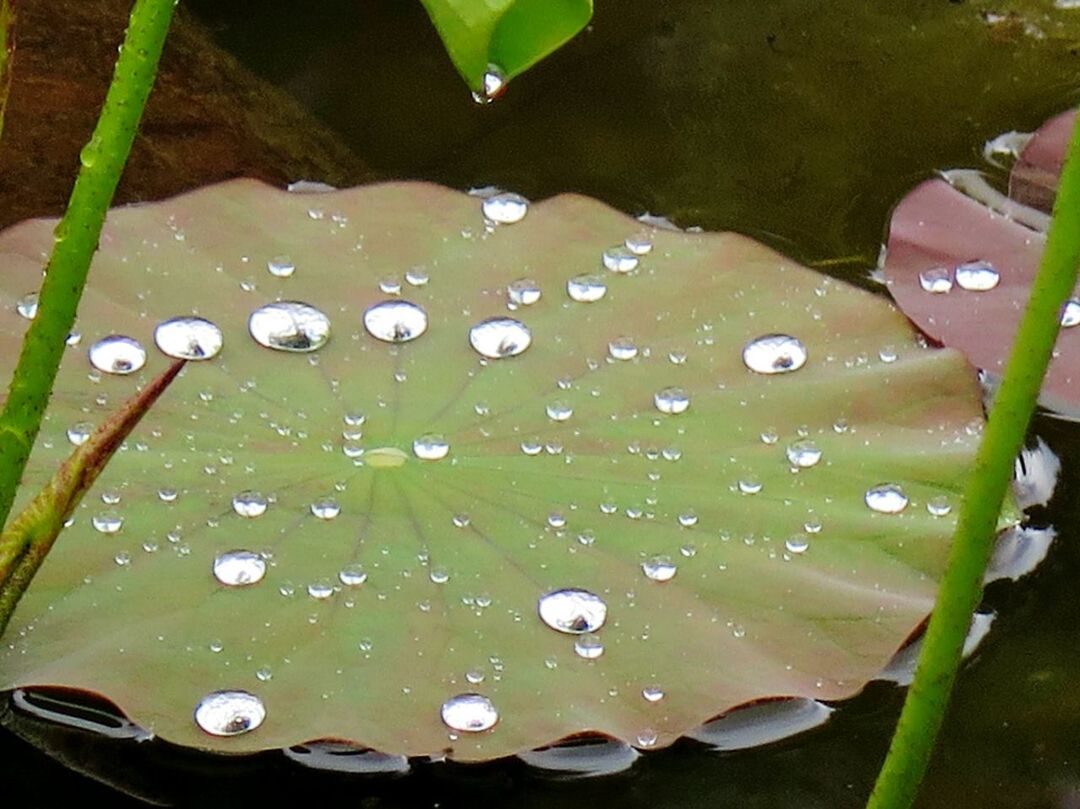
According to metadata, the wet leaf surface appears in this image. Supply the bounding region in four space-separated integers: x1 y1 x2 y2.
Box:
0 180 989 760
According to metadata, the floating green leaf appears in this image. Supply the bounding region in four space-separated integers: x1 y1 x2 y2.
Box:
0 181 996 761
418 0 592 98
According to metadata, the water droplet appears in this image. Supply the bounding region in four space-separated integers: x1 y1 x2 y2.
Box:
926 495 952 517
157 487 178 503
310 498 341 520
546 400 573 422
88 335 146 375
567 274 607 303
602 246 639 273
608 337 638 360
440 693 499 732
642 685 665 703
654 387 690 415
469 317 531 358
625 234 654 255
452 513 471 528
16 292 38 320
642 555 677 582
785 535 810 555
194 690 265 736
114 551 131 566
404 266 429 287
255 667 273 682
67 422 92 446
471 64 506 104
213 550 267 586
738 478 763 495
865 484 909 514
742 334 808 375
482 193 529 224
505 278 542 309
154 317 224 360
1062 299 1080 327
954 260 1000 291
378 276 402 295
363 300 428 343
760 429 779 445
307 580 335 599
574 633 605 659
538 588 608 634
430 566 450 584
339 564 368 586
465 669 485 684
231 491 268 518
786 440 822 468
91 513 123 534
248 301 330 352
413 433 450 461
678 511 698 527
547 512 567 529
918 267 953 293
636 729 658 748
267 255 295 277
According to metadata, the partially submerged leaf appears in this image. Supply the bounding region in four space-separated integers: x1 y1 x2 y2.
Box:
881 110 1080 418
0 180 991 760
418 0 592 98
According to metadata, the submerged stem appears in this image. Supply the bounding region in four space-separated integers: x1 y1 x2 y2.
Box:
867 112 1080 808
0 0 176 532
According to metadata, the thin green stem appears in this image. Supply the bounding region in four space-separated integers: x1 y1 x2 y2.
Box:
0 0 176 531
867 112 1080 809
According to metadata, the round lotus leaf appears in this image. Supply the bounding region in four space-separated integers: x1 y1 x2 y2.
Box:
0 180 990 760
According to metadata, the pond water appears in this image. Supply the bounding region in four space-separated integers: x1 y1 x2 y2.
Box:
5 0 1080 805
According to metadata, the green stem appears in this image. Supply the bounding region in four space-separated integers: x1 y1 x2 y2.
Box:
867 112 1080 808
0 0 176 531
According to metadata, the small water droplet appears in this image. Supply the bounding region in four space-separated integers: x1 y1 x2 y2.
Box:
654 387 690 415
642 685 665 703
440 693 499 732
255 666 273 682
267 255 296 277
865 483 909 514
16 292 38 320
413 433 450 461
624 233 654 255
878 346 898 363
452 513 471 528
310 498 341 520
429 566 450 584
248 301 330 352
742 334 807 374
738 478 763 495
213 550 267 586
154 316 224 360
67 422 92 446
547 512 567 529
482 193 529 224
339 564 368 586
954 260 1000 291
608 337 639 360
786 440 822 468
471 64 506 104
566 273 607 303
642 555 677 582
469 318 531 358
157 487 178 503
91 513 123 534
574 633 604 659
194 690 265 736
363 300 428 343
307 580 335 599
88 335 146 375
926 495 952 517
636 729 658 748
232 491 268 518
538 588 608 634
465 669 485 684
678 511 698 527
760 429 779 445
1061 299 1080 328
602 246 640 273
506 278 542 308
918 267 953 293
546 400 573 422
785 534 810 554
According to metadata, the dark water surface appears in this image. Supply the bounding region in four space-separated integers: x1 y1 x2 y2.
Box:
6 1 1080 805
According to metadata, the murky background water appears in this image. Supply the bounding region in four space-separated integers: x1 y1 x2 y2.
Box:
5 0 1080 805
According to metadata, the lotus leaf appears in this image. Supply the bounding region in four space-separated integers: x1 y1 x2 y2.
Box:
0 180 994 760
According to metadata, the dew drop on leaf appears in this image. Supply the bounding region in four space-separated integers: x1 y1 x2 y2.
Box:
574 633 605 659
602 246 639 273
413 433 450 461
88 335 146 375
864 484 909 514
608 337 638 360
918 267 953 293
231 491 268 518
248 301 330 352
954 260 1000 291
267 255 296 278
481 193 529 225
338 564 368 586
310 498 341 520
538 589 608 634
786 440 823 468
468 317 531 359
507 278 541 307
742 334 808 375
66 422 92 446
194 690 266 737
654 387 690 415
567 274 607 303
212 550 267 587
440 693 499 732
15 292 38 320
1061 299 1080 327
362 300 428 343
154 316 224 360
642 555 677 582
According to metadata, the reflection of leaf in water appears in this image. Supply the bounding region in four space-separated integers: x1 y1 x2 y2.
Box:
0 180 992 761
883 110 1080 419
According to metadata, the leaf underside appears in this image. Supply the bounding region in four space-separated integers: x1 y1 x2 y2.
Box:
0 180 986 760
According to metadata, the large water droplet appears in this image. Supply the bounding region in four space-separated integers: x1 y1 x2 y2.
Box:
213 550 267 586
362 300 428 343
865 483 909 514
785 535 810 554
339 564 368 586
546 401 573 422
602 247 639 273
310 498 341 520
954 260 1000 291
194 690 265 736
642 555 677 582
918 267 953 293
413 433 450 461
538 588 608 634
469 317 532 359
91 513 123 534
232 491 268 518
15 292 38 320
440 693 499 732
567 274 607 303
248 301 330 352
742 334 808 375
654 387 690 415
88 335 146 375
154 317 224 360
786 440 822 468
482 193 529 224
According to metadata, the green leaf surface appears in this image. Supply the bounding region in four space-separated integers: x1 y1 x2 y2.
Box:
418 0 592 96
0 181 989 760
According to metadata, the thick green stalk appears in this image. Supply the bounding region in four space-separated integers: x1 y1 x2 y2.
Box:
0 0 176 532
867 113 1080 808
